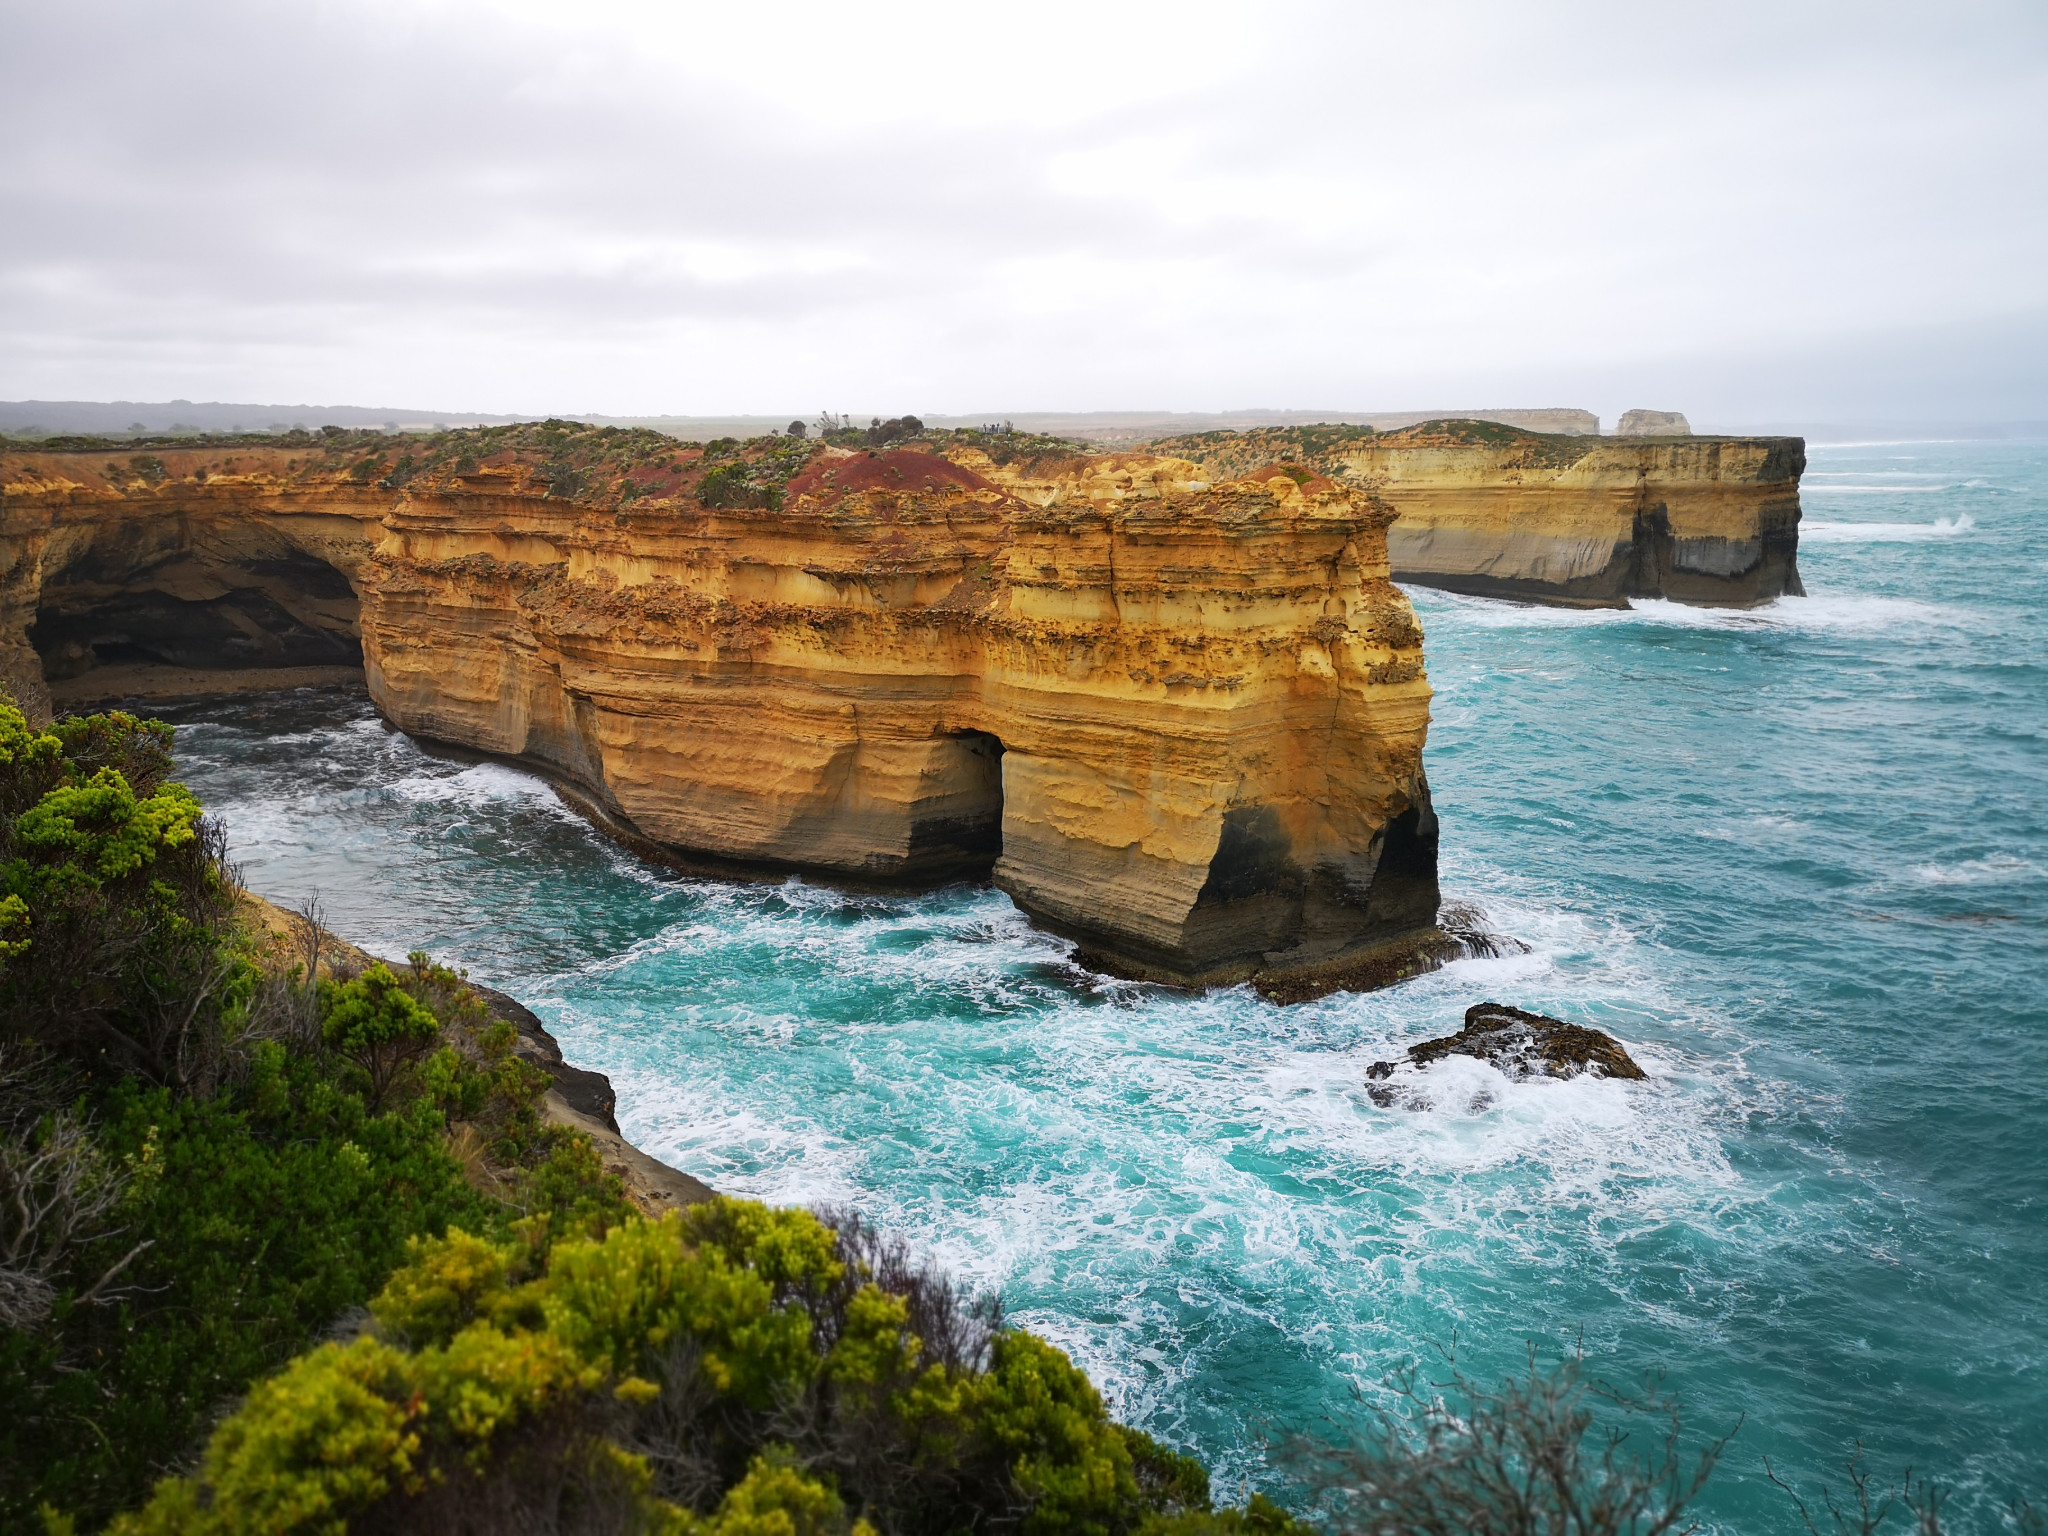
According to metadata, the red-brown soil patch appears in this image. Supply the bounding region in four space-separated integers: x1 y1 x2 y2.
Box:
786 448 997 504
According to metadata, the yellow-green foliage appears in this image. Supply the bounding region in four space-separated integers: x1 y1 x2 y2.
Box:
0 701 233 1087
542 1206 828 1397
13 768 200 882
3 703 1296 1536
317 963 442 1110
661 1454 876 1536
114 1199 1266 1536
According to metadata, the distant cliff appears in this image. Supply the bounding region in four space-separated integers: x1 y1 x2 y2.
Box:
1148 420 1805 609
1 426 1441 990
1616 409 1692 437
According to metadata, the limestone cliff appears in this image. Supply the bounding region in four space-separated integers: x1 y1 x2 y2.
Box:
1147 420 1805 608
1 426 1441 989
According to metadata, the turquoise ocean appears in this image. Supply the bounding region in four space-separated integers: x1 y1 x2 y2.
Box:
165 439 2047 1529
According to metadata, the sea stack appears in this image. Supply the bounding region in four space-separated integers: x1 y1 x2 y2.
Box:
1615 409 1693 437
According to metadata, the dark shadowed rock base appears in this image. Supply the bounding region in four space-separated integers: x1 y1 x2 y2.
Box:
1251 904 1528 1004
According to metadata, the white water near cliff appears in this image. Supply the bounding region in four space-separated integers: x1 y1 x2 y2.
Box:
161 439 2048 1530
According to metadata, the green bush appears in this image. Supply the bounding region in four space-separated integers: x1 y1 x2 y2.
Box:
112 1199 1290 1536
0 704 239 1089
697 461 780 511
318 963 440 1111
0 702 633 1528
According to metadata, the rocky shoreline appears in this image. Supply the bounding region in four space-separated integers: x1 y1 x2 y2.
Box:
237 891 713 1214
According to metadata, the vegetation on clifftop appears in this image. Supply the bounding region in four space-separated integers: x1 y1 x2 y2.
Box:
3 418 1113 517
1147 421 1598 479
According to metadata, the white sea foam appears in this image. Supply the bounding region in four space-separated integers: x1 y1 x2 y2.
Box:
1801 484 1956 494
173 688 1838 1491
1910 853 2040 886
387 759 567 810
1406 587 1964 635
1801 514 1976 543
615 1071 872 1207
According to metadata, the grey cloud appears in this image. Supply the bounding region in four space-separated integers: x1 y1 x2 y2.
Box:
3 0 2043 416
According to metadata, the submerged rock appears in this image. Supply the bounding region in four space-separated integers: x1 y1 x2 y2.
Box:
1367 1001 1647 1099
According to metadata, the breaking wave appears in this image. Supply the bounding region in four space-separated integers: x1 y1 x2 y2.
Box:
1801 513 1977 542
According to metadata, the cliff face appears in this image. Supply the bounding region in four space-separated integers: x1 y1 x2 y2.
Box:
1 430 1441 989
1149 421 1806 608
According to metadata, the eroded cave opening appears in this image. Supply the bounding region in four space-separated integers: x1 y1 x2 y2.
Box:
1362 796 1442 934
906 728 1005 879
30 546 363 686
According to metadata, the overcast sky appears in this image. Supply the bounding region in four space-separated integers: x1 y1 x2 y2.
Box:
3 0 2044 424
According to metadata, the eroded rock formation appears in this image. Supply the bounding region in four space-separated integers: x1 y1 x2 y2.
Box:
1615 409 1692 437
0 445 384 719
1149 420 1804 608
1 429 1441 988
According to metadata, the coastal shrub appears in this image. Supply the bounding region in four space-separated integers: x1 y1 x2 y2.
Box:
376 452 420 490
0 697 1291 1534
543 460 588 499
698 461 781 511
112 1197 1277 1536
1 959 628 1527
836 415 926 449
318 962 441 1111
0 703 241 1090
0 701 634 1528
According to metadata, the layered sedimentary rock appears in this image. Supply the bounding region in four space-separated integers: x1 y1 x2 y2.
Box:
1150 421 1805 608
0 429 1441 988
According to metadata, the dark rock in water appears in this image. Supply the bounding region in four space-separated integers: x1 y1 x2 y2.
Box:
1436 902 1531 962
1367 1001 1647 1097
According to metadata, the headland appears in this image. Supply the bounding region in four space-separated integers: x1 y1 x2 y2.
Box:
1 425 1439 990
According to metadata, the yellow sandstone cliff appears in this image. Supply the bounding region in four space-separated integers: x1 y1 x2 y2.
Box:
0 428 1440 989
1148 421 1806 608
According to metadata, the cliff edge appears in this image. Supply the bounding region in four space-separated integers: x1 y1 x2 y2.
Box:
3 426 1442 990
236 890 712 1213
